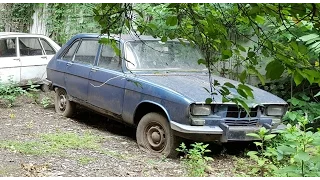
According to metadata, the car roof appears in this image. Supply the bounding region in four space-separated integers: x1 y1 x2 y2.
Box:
0 32 47 37
72 33 164 42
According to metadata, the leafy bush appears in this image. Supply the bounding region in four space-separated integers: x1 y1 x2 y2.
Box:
283 92 320 128
247 114 320 177
0 79 27 107
176 142 213 177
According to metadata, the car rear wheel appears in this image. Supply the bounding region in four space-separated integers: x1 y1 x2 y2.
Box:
136 112 180 158
55 88 75 117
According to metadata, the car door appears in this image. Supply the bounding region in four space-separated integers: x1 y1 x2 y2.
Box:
18 37 48 84
87 43 126 115
65 39 100 102
0 37 21 84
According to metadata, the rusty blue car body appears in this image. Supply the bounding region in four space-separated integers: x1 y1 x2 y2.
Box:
46 33 287 157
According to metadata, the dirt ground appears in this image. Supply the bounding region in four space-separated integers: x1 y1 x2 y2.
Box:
0 91 253 177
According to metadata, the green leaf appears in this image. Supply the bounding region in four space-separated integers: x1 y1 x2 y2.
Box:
237 88 247 99
205 98 212 104
147 23 157 30
315 91 320 97
224 82 235 89
166 16 178 26
222 49 232 59
255 15 265 24
237 44 246 52
161 36 167 42
247 133 260 139
248 51 255 58
277 145 296 154
198 59 206 65
294 152 310 161
288 112 297 121
238 84 254 98
265 60 284 80
264 134 276 141
254 142 263 147
239 70 247 83
298 34 319 42
293 71 304 86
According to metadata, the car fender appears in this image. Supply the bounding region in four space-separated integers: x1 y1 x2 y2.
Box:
134 100 172 122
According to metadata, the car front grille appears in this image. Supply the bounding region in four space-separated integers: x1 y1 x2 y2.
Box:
226 106 258 118
224 119 258 126
224 106 259 126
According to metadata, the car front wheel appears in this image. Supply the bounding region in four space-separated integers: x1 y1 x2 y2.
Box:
136 112 180 158
54 88 75 117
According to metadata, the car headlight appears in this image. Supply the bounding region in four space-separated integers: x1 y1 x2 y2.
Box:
191 104 211 116
266 105 285 116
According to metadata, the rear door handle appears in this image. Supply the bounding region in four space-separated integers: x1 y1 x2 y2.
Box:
13 58 20 61
41 56 47 59
66 62 72 66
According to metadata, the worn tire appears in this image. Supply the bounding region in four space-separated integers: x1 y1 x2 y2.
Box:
41 84 50 92
54 88 75 118
136 112 180 158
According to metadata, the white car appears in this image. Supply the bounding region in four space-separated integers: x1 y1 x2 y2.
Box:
0 32 60 88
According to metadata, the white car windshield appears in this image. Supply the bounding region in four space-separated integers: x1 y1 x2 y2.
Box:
125 40 206 71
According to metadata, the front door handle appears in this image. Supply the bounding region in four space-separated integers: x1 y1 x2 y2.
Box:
13 58 20 61
66 62 72 66
41 56 47 59
91 67 99 72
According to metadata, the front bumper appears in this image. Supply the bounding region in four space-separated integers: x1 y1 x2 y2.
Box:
170 121 286 142
43 79 53 90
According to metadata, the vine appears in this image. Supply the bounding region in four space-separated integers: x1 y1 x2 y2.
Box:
0 3 37 32
46 3 100 45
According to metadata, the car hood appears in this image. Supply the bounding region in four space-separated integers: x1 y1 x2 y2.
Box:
136 73 287 106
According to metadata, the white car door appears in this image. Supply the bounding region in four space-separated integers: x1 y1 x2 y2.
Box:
18 37 49 85
0 37 21 84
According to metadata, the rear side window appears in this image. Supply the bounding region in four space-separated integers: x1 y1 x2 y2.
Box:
73 40 99 65
61 41 80 61
19 37 43 56
40 39 55 55
0 38 16 57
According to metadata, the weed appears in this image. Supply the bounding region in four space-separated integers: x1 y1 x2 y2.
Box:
176 142 213 177
77 156 97 165
0 78 27 107
40 96 53 108
0 131 103 156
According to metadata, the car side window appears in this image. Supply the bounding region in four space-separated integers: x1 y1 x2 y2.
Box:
73 40 99 65
61 41 79 61
98 44 121 71
40 39 55 55
0 38 16 57
18 37 43 56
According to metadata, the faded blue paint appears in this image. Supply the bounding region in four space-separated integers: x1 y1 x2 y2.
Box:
46 33 288 142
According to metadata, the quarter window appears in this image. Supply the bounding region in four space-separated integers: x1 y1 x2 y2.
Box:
0 38 16 57
40 39 55 55
98 44 121 71
61 41 80 61
19 37 43 56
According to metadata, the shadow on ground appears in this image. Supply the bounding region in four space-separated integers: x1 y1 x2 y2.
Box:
70 106 256 157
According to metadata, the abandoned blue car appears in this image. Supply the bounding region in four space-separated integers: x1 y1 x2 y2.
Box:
46 33 287 157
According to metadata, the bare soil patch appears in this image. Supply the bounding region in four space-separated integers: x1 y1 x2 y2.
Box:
0 91 252 177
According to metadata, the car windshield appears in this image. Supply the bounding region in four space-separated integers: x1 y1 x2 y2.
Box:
125 40 206 71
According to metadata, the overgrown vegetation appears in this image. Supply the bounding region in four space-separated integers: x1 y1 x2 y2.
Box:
0 80 27 107
246 115 320 177
176 142 213 177
0 131 103 156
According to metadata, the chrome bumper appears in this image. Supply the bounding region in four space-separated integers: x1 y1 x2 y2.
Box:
170 121 286 142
